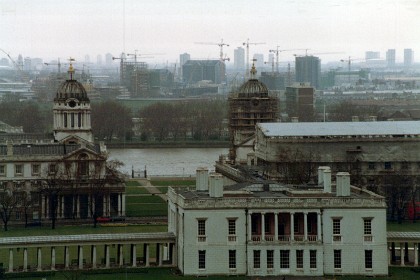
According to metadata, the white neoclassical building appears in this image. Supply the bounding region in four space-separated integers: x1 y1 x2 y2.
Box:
168 167 388 277
0 63 125 225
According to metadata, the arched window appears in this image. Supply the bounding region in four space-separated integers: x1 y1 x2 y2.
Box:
78 154 89 176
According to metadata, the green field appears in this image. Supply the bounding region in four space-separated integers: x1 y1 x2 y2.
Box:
387 221 420 232
150 179 195 186
126 186 150 195
125 181 143 187
126 203 167 217
126 195 164 204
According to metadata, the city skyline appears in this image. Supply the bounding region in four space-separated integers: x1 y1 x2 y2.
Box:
0 0 419 64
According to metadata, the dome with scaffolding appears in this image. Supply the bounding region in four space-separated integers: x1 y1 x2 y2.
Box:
234 64 269 98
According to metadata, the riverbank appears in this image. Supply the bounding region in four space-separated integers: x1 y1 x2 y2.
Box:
105 141 229 149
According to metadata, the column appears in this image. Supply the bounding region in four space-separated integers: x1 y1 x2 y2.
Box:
51 247 56 270
388 243 392 266
414 243 418 266
37 247 42 271
61 196 65 218
64 246 70 269
118 244 124 267
131 244 137 267
274 213 278 241
45 196 49 219
107 194 111 216
290 213 295 241
171 243 177 266
87 196 91 218
8 249 13 272
77 195 80 218
144 244 150 267
121 193 126 216
304 212 308 241
78 246 83 269
91 245 97 269
317 212 322 242
248 212 252 241
103 196 107 216
23 248 28 272
401 242 405 266
159 244 164 266
41 195 45 219
105 245 110 268
261 213 265 241
117 194 121 216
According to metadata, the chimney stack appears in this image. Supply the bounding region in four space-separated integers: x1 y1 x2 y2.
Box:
323 167 332 193
336 172 351 196
209 173 224 198
196 167 209 191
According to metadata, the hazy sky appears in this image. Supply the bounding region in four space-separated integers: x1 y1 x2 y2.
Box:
1 0 419 64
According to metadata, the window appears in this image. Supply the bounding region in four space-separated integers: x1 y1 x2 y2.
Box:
15 164 23 176
384 162 392 170
198 250 206 269
364 219 372 235
228 219 236 235
15 211 21 220
267 250 274 269
197 219 206 242
310 250 317 269
49 164 57 174
365 250 372 269
71 112 75 128
333 219 341 235
280 250 290 269
402 162 409 170
334 250 341 269
368 162 375 170
253 250 260 269
229 250 236 269
32 164 40 175
0 164 5 176
296 250 304 269
64 113 67 128
264 216 270 233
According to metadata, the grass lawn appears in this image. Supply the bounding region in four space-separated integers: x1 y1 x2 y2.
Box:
126 195 165 204
125 181 143 187
387 220 420 232
126 203 167 217
126 186 150 195
156 186 168 193
151 179 195 186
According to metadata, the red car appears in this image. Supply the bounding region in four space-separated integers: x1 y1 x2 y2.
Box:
96 217 111 223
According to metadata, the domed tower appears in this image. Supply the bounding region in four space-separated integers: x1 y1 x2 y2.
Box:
53 61 93 143
228 64 278 163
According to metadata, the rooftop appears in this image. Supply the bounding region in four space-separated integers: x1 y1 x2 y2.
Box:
258 121 420 138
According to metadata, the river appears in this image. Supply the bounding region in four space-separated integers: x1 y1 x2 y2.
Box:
108 148 228 176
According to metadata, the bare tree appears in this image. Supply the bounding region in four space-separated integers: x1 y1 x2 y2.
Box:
0 182 19 231
38 163 72 229
276 148 320 184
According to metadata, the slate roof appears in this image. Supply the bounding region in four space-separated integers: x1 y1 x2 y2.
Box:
258 121 420 137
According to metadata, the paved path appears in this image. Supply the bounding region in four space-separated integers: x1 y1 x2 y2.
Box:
129 178 167 201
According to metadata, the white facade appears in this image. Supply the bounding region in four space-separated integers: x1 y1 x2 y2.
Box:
168 168 388 277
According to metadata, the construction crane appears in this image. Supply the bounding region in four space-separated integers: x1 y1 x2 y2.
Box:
126 50 161 63
340 56 364 83
0 48 28 82
269 47 307 73
243 39 265 78
44 58 62 73
264 60 275 73
195 39 230 84
195 39 229 62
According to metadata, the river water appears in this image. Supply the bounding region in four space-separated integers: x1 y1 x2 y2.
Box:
108 148 228 176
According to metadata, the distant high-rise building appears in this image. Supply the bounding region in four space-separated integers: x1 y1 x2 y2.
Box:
84 55 90 64
23 57 31 71
234 47 245 70
17 54 23 70
365 51 380 60
295 55 321 89
182 60 225 84
386 49 396 68
96 54 102 65
179 53 191 78
0 58 9 66
105 53 113 66
253 53 264 69
404 49 414 67
285 83 315 122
